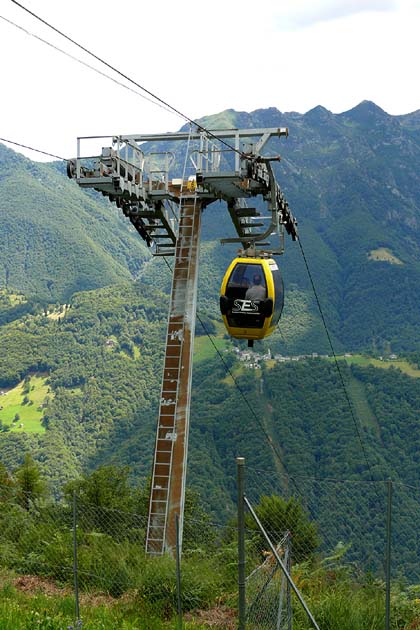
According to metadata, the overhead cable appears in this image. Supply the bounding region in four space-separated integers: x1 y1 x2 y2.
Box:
9 0 246 158
0 134 376 489
162 257 290 473
297 235 379 484
0 14 175 117
0 136 65 161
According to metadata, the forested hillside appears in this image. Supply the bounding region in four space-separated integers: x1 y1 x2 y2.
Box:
0 143 148 302
138 101 420 354
0 283 168 487
220 102 420 353
1 101 420 541
2 101 420 351
1 279 420 519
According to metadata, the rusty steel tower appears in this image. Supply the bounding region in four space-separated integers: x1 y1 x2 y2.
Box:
67 126 297 554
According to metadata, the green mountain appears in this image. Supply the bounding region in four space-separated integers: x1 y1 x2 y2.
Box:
0 282 167 486
2 101 420 352
1 282 420 575
0 143 149 302
138 101 420 354
0 279 418 486
1 102 420 561
234 103 420 353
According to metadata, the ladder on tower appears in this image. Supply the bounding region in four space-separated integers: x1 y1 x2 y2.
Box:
145 195 202 555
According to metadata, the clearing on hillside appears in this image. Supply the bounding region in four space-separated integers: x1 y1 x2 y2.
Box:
333 354 420 379
368 248 403 265
0 374 51 433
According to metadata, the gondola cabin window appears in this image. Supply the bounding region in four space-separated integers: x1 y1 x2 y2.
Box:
225 263 266 329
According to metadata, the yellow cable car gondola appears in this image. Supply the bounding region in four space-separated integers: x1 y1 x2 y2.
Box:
220 256 284 347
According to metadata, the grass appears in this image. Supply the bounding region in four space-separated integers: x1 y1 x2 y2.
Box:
373 359 420 378
104 335 118 352
0 290 27 306
0 375 50 433
1 567 419 630
0 588 160 630
194 335 230 363
0 572 228 629
221 364 246 384
347 376 381 437
8 293 27 306
198 110 238 130
368 247 403 265
329 354 420 379
46 304 69 321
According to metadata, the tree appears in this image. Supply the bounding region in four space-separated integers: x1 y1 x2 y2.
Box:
64 464 134 512
22 376 31 394
246 494 319 562
14 453 46 510
64 465 138 540
182 487 216 551
0 461 14 501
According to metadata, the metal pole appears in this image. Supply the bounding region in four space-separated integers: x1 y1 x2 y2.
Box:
175 514 183 630
287 535 292 630
385 479 392 630
276 546 288 630
244 496 320 630
72 490 80 625
146 197 202 556
237 457 246 630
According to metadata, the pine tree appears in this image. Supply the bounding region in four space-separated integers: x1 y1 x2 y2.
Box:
14 454 45 510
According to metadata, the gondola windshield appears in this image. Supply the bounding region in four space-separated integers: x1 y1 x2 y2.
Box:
220 257 284 343
224 263 267 329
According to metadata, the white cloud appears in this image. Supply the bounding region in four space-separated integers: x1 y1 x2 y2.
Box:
0 0 419 161
274 0 398 30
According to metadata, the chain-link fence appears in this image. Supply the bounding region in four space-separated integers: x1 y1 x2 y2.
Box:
245 530 293 629
242 465 420 629
245 467 388 575
0 485 239 628
2 466 420 628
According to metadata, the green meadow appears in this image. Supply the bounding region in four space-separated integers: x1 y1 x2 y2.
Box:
0 374 50 433
336 354 420 379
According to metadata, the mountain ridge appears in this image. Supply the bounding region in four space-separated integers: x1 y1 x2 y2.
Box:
1 98 420 355
0 143 149 301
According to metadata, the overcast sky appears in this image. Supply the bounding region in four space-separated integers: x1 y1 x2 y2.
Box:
1 0 419 161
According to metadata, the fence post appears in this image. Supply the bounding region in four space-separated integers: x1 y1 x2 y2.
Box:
175 513 183 630
237 457 246 630
276 544 288 630
244 496 320 630
72 490 80 626
385 479 392 630
287 534 292 630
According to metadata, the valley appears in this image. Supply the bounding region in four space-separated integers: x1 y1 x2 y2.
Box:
1 101 420 626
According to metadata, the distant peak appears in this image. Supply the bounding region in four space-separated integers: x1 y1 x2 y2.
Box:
0 141 30 167
340 100 390 121
303 105 333 120
250 106 282 115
